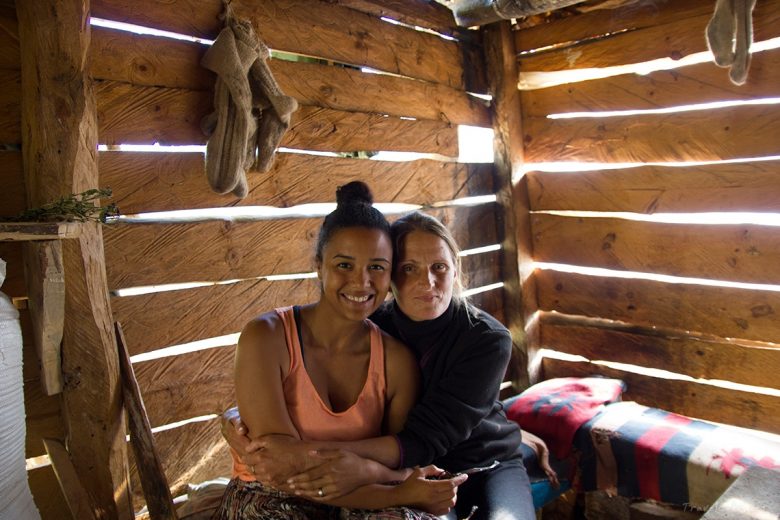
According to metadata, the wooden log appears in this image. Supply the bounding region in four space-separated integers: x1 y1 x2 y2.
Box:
112 278 319 357
532 214 780 286
0 70 20 144
42 438 99 520
521 50 780 118
91 0 471 90
116 322 178 520
17 1 132 517
483 21 535 387
523 105 780 163
1 222 82 241
541 357 780 434
101 153 478 214
22 241 65 394
329 0 461 37
0 4 18 70
517 0 780 74
24 373 65 458
134 346 236 428
536 270 780 345
539 318 780 391
527 160 780 213
515 0 710 55
96 82 457 154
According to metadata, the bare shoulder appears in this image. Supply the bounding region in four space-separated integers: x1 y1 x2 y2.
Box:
237 310 289 369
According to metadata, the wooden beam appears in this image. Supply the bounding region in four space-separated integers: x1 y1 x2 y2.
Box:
483 21 535 387
0 222 82 241
43 438 98 520
16 1 132 518
116 322 178 520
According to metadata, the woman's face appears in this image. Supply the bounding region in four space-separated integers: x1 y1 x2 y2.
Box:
392 230 456 322
317 227 392 322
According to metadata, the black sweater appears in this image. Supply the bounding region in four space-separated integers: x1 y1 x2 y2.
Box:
371 300 524 473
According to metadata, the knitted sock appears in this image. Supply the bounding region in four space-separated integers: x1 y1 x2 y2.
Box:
706 0 736 66
729 0 756 85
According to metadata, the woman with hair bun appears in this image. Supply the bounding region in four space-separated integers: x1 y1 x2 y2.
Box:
212 182 464 520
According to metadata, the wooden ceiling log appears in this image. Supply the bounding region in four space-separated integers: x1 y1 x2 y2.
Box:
16 1 132 518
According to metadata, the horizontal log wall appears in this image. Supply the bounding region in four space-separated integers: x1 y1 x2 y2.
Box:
518 0 780 434
2 0 505 515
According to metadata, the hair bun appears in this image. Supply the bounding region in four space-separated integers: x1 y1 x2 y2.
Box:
336 181 374 207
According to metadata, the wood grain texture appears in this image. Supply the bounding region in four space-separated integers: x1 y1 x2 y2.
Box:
0 4 19 70
24 375 65 458
128 420 232 511
542 357 780 434
514 0 708 55
540 319 780 390
113 278 319 357
522 105 780 163
521 50 780 118
527 160 780 213
536 270 780 345
97 85 457 153
101 152 479 214
17 0 132 516
0 69 20 143
92 0 471 90
28 465 74 520
116 323 178 519
532 214 780 286
104 219 321 289
0 150 24 217
43 438 99 520
330 0 460 37
517 0 780 73
483 21 534 387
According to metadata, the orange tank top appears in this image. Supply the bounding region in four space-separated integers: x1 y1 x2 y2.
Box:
232 306 387 480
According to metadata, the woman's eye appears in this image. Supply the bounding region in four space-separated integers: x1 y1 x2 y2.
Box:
401 265 414 273
369 264 386 271
433 263 448 271
337 262 351 269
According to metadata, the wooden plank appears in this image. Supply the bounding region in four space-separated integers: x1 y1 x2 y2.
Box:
483 21 535 387
522 105 780 163
0 69 20 144
1 222 82 241
116 323 178 520
330 0 460 37
540 319 780 391
43 438 99 520
113 278 319 357
0 151 25 218
129 420 232 509
542 357 780 434
515 0 709 55
104 219 320 289
92 0 470 90
521 50 780 118
527 160 780 213
101 153 478 214
17 1 132 517
135 346 236 428
97 84 457 154
28 465 74 520
532 214 780 286
517 0 780 74
24 375 65 458
536 270 780 345
0 5 19 70
23 241 65 394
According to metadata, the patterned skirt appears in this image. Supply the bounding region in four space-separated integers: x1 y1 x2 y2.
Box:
211 478 439 520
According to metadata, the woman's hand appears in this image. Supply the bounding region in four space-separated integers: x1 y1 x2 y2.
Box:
393 466 468 516
521 430 560 487
286 449 392 499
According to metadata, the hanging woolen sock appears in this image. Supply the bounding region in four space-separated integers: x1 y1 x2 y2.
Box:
729 0 756 85
706 0 737 67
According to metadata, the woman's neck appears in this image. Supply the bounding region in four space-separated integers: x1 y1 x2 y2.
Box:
301 302 368 353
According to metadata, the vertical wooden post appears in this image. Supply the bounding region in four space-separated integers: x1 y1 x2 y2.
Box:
16 1 133 518
483 21 539 388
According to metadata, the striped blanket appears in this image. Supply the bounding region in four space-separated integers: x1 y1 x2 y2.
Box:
574 401 780 509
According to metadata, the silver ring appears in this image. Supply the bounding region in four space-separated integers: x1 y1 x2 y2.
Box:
318 488 324 498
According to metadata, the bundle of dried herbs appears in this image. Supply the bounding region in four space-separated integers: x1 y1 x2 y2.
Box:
4 188 119 223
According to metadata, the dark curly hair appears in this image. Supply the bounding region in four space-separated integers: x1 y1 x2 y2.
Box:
315 181 391 262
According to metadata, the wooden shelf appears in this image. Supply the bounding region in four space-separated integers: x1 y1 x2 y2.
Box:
0 221 83 241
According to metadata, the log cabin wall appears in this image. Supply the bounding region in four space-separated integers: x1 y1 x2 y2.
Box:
515 0 780 435
0 0 509 516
